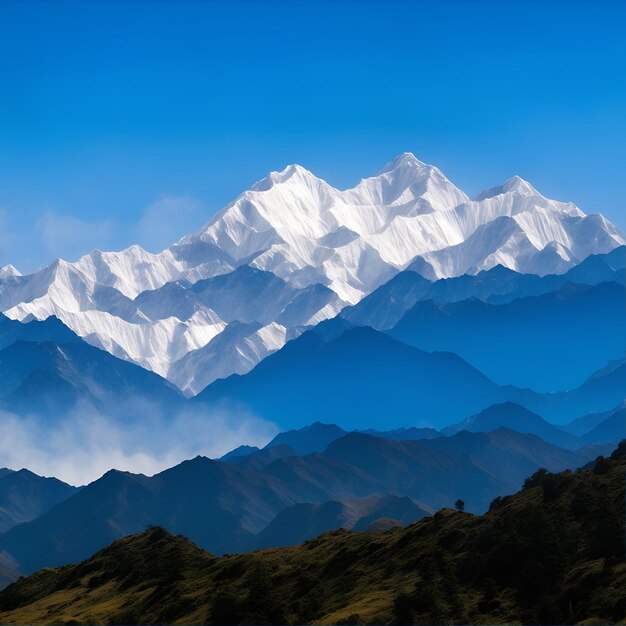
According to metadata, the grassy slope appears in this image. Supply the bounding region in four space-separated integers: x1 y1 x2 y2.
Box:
0 444 624 625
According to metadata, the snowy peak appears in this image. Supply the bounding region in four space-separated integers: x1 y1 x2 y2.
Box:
475 175 540 201
0 154 624 395
352 153 469 210
377 152 428 174
0 265 21 278
251 163 325 192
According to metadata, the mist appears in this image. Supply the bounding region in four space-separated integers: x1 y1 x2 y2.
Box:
0 400 279 486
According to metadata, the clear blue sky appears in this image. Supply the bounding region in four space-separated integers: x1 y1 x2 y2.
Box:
1 0 625 271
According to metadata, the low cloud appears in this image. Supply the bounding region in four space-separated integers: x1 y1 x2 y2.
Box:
36 210 118 263
0 402 278 486
0 193 210 272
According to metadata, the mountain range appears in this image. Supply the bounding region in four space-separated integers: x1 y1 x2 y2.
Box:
1 154 623 393
0 423 604 580
388 280 625 391
1 443 623 625
3 277 622 432
0 314 183 419
0 469 76 534
341 245 625 329
443 402 579 448
0 155 623 607
196 314 625 429
197 325 508 429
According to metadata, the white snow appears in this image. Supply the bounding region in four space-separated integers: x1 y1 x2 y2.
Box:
0 265 21 278
1 153 623 393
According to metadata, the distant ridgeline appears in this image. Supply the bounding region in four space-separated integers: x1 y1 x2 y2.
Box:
1 442 624 625
0 413 623 586
0 247 624 430
0 157 624 625
0 153 623 404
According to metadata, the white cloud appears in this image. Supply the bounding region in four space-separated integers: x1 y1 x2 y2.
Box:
0 193 210 272
0 402 278 486
135 194 208 252
36 210 118 262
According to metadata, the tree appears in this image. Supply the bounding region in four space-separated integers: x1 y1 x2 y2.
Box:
392 594 413 624
454 499 465 512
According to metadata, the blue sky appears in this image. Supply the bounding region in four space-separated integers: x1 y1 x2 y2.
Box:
1 0 625 272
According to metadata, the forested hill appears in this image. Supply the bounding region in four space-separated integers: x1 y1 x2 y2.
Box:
1 442 624 625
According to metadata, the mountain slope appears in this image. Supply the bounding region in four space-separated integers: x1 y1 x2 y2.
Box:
445 402 578 448
342 246 625 330
389 281 625 391
421 428 586 488
264 422 348 455
196 325 506 430
565 401 626 437
1 155 622 392
1 444 623 626
524 359 626 423
251 495 431 550
0 426 598 578
0 312 188 427
0 457 298 576
196 316 624 429
225 445 298 472
578 406 626 446
0 336 184 418
359 426 441 441
168 320 284 395
0 469 76 533
0 314 82 349
322 429 588 511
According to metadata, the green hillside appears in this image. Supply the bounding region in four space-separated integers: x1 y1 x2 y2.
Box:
1 442 624 625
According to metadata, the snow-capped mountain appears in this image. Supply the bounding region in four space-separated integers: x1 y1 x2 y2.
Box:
1 154 623 394
0 265 21 279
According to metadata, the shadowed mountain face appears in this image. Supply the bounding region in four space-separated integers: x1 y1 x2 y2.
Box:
359 426 441 441
577 406 626 446
0 427 597 580
324 429 588 508
196 326 506 430
420 428 586 488
0 457 298 577
220 445 260 461
0 469 76 533
0 315 82 350
0 340 183 417
250 495 431 549
224 445 298 472
264 422 348 455
2 157 623 394
196 314 624 431
444 402 578 449
565 403 624 437
1 251 622 432
342 246 625 330
0 314 184 420
389 281 626 392
522 359 626 424
220 423 349 468
1 444 623 626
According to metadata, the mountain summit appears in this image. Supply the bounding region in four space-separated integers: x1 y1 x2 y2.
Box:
475 175 540 200
0 156 623 392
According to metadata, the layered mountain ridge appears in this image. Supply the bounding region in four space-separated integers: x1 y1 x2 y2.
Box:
0 426 600 578
3 447 623 625
1 154 623 393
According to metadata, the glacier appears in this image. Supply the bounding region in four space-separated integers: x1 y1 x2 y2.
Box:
1 153 623 394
